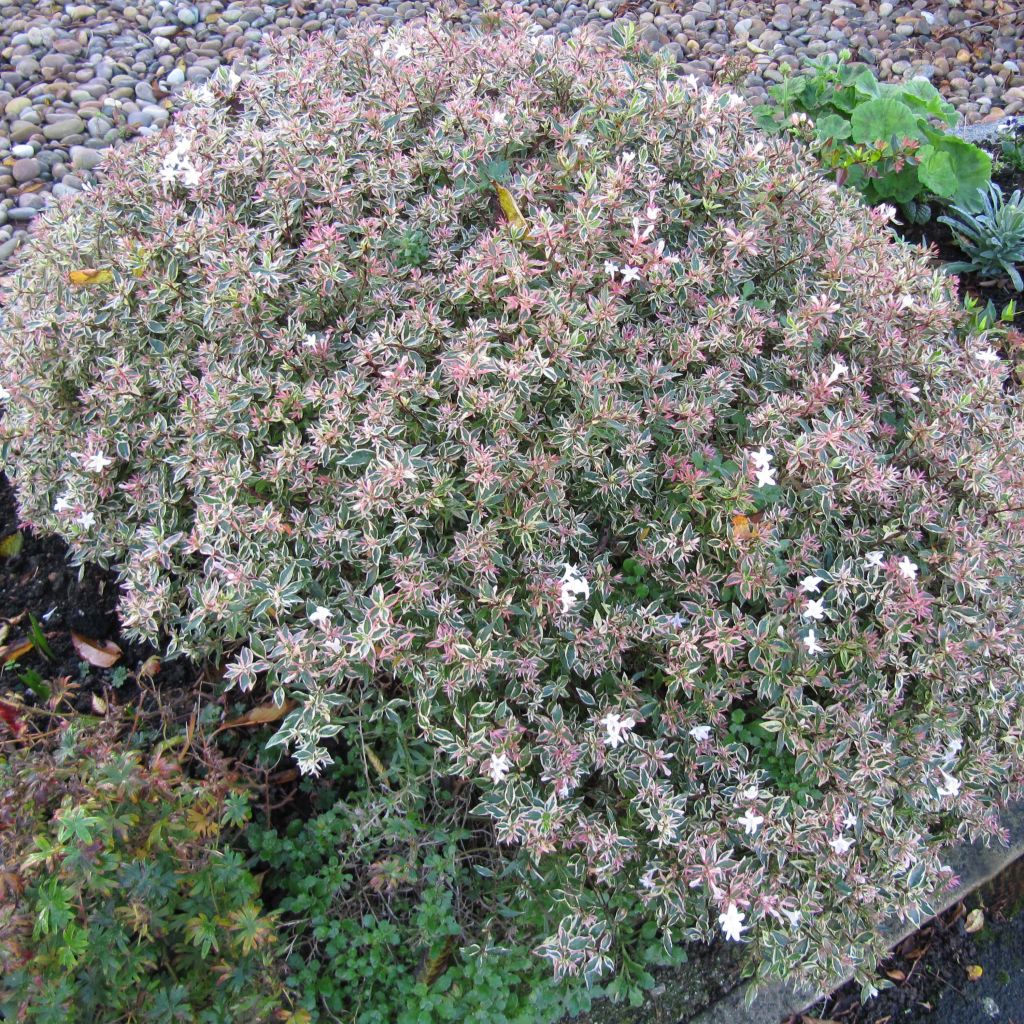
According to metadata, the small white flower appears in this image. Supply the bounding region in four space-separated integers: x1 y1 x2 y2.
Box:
899 293 917 309
898 556 918 580
830 835 853 855
488 752 511 784
303 332 321 348
491 109 507 127
0 384 10 401
975 347 1001 365
646 202 660 221
906 385 921 403
741 785 759 800
937 769 961 798
738 809 764 836
604 259 620 278
825 358 848 386
81 452 113 474
621 150 636 165
75 510 96 528
754 465 777 488
620 264 643 285
681 73 701 90
723 92 744 109
784 908 802 928
802 598 825 621
843 811 858 829
718 903 747 942
53 493 74 514
640 868 657 890
689 724 712 742
600 711 636 750
748 446 773 471
559 563 590 613
864 550 885 569
309 606 333 628
803 628 824 656
800 575 823 594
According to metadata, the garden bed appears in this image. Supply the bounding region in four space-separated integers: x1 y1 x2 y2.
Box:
3 14 1024 1024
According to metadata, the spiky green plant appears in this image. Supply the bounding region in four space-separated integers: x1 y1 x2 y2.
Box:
939 182 1024 290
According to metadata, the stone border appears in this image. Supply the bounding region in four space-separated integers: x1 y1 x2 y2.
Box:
690 801 1024 1024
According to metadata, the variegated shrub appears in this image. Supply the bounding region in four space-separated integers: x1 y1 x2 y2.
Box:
3 8 1024 1001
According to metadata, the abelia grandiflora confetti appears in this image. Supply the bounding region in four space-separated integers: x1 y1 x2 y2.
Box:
2 8 1024 1001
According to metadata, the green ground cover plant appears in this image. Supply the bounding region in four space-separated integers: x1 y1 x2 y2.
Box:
2 4 1024 1011
0 709 287 1023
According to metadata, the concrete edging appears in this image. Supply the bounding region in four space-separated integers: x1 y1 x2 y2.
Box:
690 802 1024 1024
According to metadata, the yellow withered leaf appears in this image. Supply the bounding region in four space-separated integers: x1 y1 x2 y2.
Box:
0 532 23 557
494 183 528 231
731 510 764 542
214 699 296 734
68 268 114 287
966 964 983 981
964 908 984 933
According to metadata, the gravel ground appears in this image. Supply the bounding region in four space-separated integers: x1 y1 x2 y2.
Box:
0 0 1022 269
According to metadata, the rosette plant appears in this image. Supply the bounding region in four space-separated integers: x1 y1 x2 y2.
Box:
2 6 1024 1002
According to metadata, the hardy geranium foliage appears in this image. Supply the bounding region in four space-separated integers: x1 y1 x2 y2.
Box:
3 9 1024 998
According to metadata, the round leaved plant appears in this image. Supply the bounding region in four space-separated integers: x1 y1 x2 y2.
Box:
2 9 1024 999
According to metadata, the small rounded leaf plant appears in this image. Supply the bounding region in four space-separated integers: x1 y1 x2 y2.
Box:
3 8 1024 1000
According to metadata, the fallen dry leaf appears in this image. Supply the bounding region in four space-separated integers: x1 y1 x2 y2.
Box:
214 699 295 734
884 969 906 982
139 655 161 678
91 693 108 715
964 908 985 933
966 964 983 981
71 632 122 668
0 639 33 665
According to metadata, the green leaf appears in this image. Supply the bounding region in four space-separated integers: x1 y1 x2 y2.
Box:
867 165 921 204
813 113 852 141
916 147 957 199
849 98 923 145
918 136 992 209
894 78 957 123
847 66 881 99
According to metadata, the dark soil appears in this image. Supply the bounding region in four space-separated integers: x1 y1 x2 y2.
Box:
0 471 194 722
